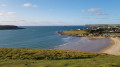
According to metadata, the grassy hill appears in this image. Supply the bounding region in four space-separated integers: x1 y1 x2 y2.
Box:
0 48 120 67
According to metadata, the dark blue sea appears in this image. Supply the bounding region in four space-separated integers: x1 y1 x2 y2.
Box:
0 26 111 52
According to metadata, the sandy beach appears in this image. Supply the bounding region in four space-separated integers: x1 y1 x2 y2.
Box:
57 37 111 52
102 37 120 55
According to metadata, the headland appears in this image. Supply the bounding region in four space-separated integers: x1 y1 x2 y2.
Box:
0 25 24 30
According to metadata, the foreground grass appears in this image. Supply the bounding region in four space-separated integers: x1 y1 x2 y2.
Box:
0 57 120 67
0 48 101 60
0 48 120 67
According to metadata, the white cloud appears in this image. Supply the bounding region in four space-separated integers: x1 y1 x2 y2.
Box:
24 3 38 7
87 12 108 16
1 4 7 7
24 3 31 7
79 8 108 16
0 16 27 26
0 12 4 16
7 12 16 15
93 12 108 15
88 8 102 12
96 18 108 20
78 8 102 13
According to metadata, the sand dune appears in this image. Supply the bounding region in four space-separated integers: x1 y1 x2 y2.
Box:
102 37 120 55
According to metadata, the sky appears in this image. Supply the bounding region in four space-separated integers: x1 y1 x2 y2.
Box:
0 0 120 26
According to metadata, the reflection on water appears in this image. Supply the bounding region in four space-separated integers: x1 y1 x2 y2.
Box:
57 37 111 52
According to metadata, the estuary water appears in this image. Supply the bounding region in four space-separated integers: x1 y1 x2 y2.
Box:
0 26 111 52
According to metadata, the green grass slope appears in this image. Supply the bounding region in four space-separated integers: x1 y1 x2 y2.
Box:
0 48 103 60
0 48 120 67
0 56 120 67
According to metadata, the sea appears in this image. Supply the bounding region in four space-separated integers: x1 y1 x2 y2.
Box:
0 26 111 52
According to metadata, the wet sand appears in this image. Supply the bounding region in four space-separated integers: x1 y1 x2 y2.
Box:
102 37 120 55
57 37 111 52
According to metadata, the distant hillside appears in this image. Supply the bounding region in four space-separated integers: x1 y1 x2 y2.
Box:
0 25 24 30
85 24 120 27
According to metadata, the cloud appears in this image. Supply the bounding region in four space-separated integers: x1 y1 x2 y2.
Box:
0 15 27 26
78 8 108 16
0 12 4 16
24 3 31 7
7 12 16 15
1 4 7 7
93 12 108 15
96 18 109 20
87 12 109 16
88 8 102 12
78 8 102 13
24 3 38 7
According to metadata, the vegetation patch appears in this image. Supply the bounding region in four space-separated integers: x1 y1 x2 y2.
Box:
0 48 120 67
0 48 110 60
63 30 87 35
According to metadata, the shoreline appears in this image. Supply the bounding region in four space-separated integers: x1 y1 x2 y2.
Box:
58 31 120 55
101 37 120 55
99 38 115 53
57 36 111 52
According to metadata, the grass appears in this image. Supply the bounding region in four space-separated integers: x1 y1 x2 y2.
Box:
0 48 120 67
0 48 104 60
63 30 87 35
0 57 120 67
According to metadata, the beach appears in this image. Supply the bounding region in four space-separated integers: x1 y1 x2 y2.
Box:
57 37 111 52
102 37 120 55
57 36 120 55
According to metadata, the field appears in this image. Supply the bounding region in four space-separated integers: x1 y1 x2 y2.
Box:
0 48 120 67
62 30 87 35
0 56 120 67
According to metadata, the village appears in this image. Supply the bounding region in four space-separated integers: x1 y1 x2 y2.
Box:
58 25 120 38
84 25 120 37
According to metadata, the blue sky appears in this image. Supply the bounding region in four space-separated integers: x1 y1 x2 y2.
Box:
0 0 120 26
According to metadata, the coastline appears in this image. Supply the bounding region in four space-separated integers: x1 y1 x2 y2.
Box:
58 31 120 55
99 38 114 53
57 36 111 52
101 37 120 55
